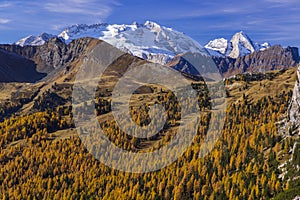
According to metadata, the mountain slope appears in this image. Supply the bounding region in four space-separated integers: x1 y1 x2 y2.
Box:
6 36 300 82
1 37 100 76
0 61 298 199
0 38 148 115
2 33 300 199
0 48 46 82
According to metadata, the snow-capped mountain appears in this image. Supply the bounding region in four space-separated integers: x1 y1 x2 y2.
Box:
15 33 55 47
15 23 272 62
15 21 208 65
228 31 256 58
205 31 271 58
205 38 228 55
204 38 229 57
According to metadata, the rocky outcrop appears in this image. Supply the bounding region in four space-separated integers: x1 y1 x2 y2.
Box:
287 65 300 135
168 45 299 78
0 37 98 74
214 45 299 77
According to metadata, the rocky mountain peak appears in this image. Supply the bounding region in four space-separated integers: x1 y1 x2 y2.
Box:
228 31 256 58
205 31 271 58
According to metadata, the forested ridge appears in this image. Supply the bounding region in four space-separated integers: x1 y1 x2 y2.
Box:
0 70 300 199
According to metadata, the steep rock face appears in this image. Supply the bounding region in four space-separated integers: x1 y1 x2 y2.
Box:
213 45 299 77
277 64 300 183
0 37 97 74
0 38 64 73
288 65 300 135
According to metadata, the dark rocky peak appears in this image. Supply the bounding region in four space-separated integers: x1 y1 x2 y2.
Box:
0 37 98 74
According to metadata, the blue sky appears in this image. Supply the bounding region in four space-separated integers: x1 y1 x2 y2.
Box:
0 0 299 47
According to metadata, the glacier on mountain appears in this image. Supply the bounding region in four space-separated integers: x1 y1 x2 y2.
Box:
15 33 55 47
16 21 208 65
15 22 271 63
